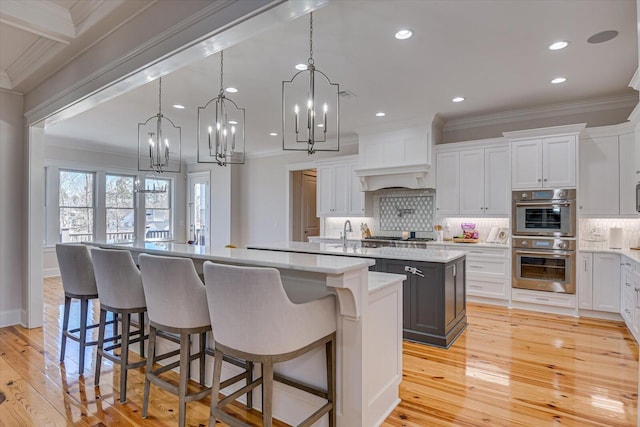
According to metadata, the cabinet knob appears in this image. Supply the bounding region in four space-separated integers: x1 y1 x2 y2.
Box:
537 179 542 182
543 178 548 182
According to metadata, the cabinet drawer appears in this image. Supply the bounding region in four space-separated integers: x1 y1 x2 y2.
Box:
466 258 508 277
512 288 576 308
467 278 508 299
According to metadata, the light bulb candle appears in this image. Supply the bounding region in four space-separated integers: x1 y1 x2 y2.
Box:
231 125 236 151
164 138 169 161
215 122 221 156
222 128 228 156
207 126 212 150
294 104 299 134
307 99 313 133
323 103 328 132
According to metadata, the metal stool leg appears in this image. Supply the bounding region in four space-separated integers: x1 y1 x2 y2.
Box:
60 296 71 363
119 313 131 403
142 326 156 419
78 298 89 374
178 332 190 427
94 308 108 384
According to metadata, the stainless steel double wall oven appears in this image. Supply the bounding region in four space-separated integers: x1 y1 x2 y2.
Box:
512 189 577 294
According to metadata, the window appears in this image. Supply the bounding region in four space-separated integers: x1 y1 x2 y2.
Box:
105 174 135 242
59 170 95 242
145 178 171 240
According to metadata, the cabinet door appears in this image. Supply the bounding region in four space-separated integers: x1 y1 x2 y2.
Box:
376 260 412 330
621 266 634 324
484 146 510 215
619 133 637 215
577 252 593 309
592 253 621 313
412 263 443 335
633 270 640 338
436 151 460 215
332 163 350 215
349 162 365 215
635 128 640 183
454 258 466 321
459 149 485 215
511 139 543 189
543 135 576 188
578 135 619 215
316 165 334 215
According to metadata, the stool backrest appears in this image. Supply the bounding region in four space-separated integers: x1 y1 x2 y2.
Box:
91 247 146 310
204 262 336 355
138 253 209 329
56 243 97 296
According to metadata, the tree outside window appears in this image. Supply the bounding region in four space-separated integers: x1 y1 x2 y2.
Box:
145 178 171 240
59 170 95 242
106 174 135 242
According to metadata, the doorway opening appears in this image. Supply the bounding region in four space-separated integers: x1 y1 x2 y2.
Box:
290 169 319 242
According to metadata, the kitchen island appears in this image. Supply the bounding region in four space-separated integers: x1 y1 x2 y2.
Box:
87 241 405 427
248 242 468 348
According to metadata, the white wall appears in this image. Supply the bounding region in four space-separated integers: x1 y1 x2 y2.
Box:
235 143 357 247
0 90 25 327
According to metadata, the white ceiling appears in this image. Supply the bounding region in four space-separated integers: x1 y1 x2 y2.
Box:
11 0 640 159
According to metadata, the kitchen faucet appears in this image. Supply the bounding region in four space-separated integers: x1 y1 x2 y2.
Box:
343 220 353 248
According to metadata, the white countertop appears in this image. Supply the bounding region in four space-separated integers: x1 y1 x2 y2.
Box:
247 241 467 263
88 241 375 274
578 247 640 264
427 241 512 249
368 271 407 293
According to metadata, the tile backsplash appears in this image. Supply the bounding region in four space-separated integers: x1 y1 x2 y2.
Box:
375 188 435 233
437 217 510 242
579 218 640 249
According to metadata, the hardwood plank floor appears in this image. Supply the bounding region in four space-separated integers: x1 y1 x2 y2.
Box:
0 277 637 426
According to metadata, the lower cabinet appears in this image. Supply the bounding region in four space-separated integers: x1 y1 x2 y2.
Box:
621 258 640 341
374 257 467 348
577 252 621 313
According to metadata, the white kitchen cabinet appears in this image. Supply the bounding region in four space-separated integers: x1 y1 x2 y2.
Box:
511 135 575 189
578 127 636 216
578 135 620 215
592 253 621 312
577 252 593 309
453 246 510 301
635 127 640 183
577 252 621 313
619 133 637 215
317 156 370 217
621 257 640 342
435 151 460 215
436 141 509 216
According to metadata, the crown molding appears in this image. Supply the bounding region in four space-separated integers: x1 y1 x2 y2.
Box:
629 68 639 91
443 94 638 132
581 121 635 138
503 123 586 141
0 72 13 92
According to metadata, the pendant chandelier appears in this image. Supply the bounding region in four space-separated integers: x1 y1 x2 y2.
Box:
134 175 167 194
197 50 246 166
138 77 181 174
282 12 340 155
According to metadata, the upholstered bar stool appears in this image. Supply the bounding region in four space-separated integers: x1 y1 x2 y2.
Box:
56 243 103 375
137 253 218 427
91 247 148 402
203 262 337 427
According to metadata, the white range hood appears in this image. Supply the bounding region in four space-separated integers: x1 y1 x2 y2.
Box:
354 123 432 191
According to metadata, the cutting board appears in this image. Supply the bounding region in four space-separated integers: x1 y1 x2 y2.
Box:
452 238 479 243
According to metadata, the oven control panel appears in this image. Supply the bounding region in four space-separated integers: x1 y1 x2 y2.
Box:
513 237 575 251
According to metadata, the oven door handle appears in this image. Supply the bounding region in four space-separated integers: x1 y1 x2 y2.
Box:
514 250 572 257
515 202 573 207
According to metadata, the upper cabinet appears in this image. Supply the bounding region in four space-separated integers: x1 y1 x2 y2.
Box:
578 124 636 216
510 136 576 189
435 139 510 216
317 156 371 217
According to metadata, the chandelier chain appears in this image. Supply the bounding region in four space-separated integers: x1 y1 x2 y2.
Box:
308 12 314 65
158 77 162 116
219 50 224 96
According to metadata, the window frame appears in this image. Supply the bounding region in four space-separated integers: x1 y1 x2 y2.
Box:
58 168 96 243
105 173 137 243
143 177 173 242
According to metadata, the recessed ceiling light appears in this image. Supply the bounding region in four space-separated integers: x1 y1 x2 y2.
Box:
549 41 569 50
269 132 278 136
295 63 308 71
395 29 413 40
375 112 386 117
225 87 238 93
452 97 465 103
228 120 238 125
173 104 185 109
587 30 618 44
551 77 567 84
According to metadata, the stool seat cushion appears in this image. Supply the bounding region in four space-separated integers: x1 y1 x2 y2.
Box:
91 248 146 309
204 262 336 356
139 253 210 329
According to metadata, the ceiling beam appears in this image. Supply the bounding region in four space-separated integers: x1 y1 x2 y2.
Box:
0 0 75 44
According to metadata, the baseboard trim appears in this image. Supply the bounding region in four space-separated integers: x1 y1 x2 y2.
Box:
0 309 23 328
43 268 60 278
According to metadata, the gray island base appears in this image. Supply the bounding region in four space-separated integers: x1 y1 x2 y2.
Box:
248 242 468 348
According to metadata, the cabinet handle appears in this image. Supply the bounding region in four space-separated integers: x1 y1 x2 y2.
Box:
584 260 587 271
469 265 483 269
469 285 482 289
484 207 488 210
535 297 549 301
404 266 425 277
537 179 542 182
543 178 548 182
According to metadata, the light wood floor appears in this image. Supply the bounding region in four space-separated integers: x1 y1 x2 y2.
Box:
0 277 637 426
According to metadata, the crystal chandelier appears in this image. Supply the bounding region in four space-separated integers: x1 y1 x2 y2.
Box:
138 77 181 174
197 50 245 166
282 12 340 155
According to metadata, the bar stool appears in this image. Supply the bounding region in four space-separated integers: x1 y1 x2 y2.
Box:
56 243 102 375
139 253 251 427
91 247 147 403
203 262 337 427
